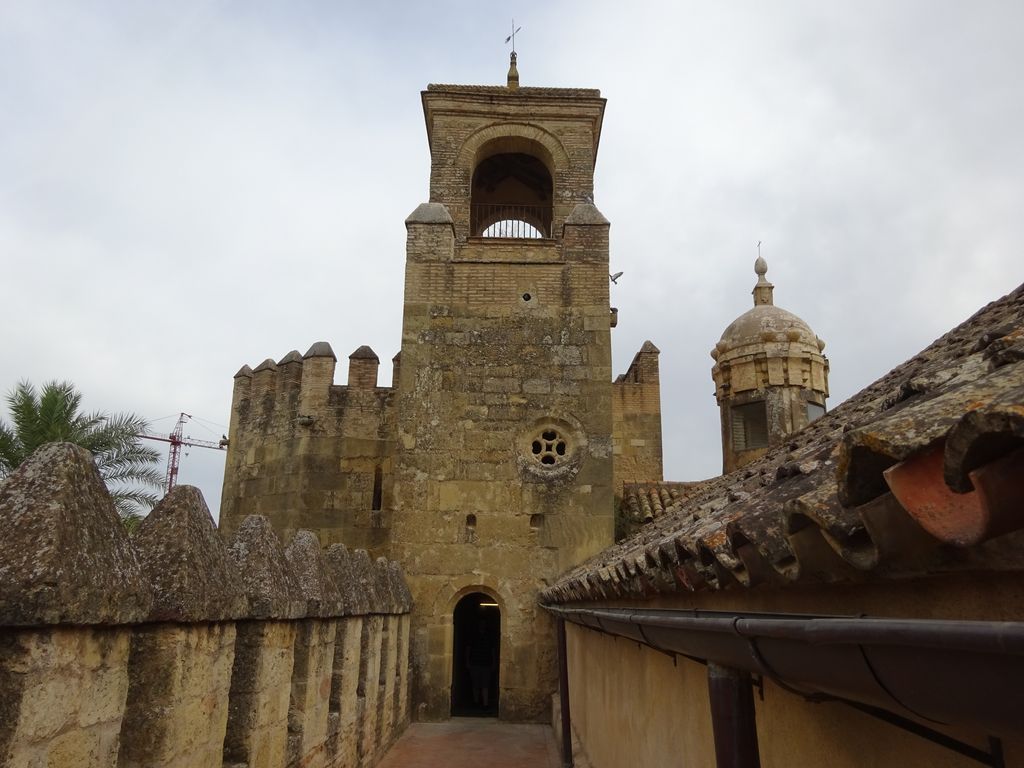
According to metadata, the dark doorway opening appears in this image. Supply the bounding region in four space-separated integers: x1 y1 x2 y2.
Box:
451 592 501 717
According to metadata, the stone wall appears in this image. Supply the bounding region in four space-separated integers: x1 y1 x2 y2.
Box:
611 340 663 498
388 83 617 722
0 444 412 768
220 343 397 554
392 200 615 722
421 84 606 249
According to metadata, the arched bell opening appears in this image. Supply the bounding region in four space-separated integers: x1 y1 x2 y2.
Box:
470 145 553 238
451 591 501 716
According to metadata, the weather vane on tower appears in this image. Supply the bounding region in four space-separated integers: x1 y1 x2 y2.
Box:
505 19 522 54
505 19 522 89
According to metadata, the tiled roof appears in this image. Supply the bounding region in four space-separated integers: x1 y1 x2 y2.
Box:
544 284 1024 604
621 481 709 524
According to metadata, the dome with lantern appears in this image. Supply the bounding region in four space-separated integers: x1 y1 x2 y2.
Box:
712 257 826 364
710 256 830 473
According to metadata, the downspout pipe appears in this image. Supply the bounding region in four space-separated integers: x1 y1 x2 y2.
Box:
557 618 574 768
543 606 1024 737
707 663 761 768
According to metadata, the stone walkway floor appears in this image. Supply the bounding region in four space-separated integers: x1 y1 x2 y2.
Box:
377 718 563 768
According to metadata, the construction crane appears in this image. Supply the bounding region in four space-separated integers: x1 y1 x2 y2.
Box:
140 412 229 492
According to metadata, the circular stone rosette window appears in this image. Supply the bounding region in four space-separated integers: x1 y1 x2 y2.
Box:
517 416 586 483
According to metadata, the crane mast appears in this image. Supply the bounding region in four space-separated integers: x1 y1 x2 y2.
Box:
139 412 228 492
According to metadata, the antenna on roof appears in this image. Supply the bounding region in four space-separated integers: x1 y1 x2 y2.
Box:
505 19 522 54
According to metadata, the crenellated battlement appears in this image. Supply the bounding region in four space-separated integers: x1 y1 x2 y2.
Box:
230 342 393 433
222 343 399 550
615 339 661 386
0 443 412 768
612 340 664 503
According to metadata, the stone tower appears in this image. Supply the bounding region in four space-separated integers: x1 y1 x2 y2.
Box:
390 56 615 721
216 57 661 724
711 258 829 473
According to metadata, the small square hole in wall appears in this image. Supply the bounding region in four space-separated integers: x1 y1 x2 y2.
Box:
530 514 543 530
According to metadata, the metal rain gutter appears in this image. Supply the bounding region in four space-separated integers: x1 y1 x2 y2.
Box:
544 606 1024 737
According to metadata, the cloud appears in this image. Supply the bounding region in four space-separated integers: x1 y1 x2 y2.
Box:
2 0 1021 514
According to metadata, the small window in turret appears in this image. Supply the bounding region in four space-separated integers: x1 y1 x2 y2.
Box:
807 402 826 423
731 401 768 451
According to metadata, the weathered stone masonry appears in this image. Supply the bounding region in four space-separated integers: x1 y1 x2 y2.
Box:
220 343 397 554
0 443 412 768
218 72 668 725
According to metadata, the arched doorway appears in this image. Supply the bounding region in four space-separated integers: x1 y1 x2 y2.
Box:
451 591 501 716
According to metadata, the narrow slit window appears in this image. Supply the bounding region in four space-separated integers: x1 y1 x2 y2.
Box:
372 465 383 511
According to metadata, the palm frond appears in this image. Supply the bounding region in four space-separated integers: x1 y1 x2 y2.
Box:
111 488 160 518
102 461 164 488
118 509 145 534
0 422 23 476
37 381 84 444
6 380 41 449
1 380 164 510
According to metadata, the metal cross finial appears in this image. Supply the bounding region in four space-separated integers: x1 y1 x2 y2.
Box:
757 240 762 259
505 19 522 53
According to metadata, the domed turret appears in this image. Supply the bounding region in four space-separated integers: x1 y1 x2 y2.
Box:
711 258 829 473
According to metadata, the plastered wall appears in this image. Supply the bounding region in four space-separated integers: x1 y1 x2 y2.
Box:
563 611 1023 768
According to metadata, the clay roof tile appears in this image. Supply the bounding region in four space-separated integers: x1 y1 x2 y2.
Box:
543 282 1024 606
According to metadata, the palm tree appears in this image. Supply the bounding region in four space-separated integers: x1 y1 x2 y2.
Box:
0 380 163 525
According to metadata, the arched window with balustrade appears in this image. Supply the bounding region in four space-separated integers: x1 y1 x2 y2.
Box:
470 140 553 239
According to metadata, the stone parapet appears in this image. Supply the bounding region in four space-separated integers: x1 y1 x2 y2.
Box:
133 485 246 623
0 443 413 768
286 530 345 618
228 515 305 620
0 443 152 626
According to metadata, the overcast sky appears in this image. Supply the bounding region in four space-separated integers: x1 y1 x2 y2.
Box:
2 1 1021 521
